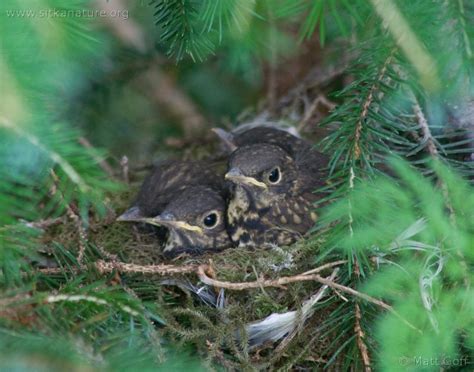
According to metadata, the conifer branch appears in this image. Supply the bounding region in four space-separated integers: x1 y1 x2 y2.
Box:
353 48 396 161
412 99 439 158
0 118 89 193
355 302 372 372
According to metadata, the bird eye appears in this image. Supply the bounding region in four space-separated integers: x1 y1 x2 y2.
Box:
203 212 219 228
267 167 281 184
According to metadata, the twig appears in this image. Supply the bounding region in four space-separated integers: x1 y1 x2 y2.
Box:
96 245 119 263
88 260 193 275
353 49 396 160
36 260 199 276
276 57 352 110
355 302 372 372
300 260 347 276
199 264 421 332
413 100 438 157
353 259 372 372
197 265 391 311
297 94 336 132
23 217 65 230
120 155 129 184
37 258 421 333
94 0 146 52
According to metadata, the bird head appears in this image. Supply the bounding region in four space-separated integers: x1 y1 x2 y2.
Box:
225 144 298 206
140 186 231 257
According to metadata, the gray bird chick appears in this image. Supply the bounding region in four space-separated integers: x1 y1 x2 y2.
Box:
216 126 328 248
117 160 232 257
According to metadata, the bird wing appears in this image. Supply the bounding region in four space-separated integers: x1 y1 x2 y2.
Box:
295 145 329 195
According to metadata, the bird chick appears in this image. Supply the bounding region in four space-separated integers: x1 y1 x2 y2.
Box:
218 127 328 248
117 160 232 257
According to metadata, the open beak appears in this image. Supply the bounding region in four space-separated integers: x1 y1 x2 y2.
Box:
141 212 203 234
225 168 267 189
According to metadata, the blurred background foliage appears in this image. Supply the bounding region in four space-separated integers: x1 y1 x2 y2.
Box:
1 0 473 370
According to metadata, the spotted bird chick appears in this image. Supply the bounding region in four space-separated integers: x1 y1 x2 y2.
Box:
117 160 232 258
218 127 328 248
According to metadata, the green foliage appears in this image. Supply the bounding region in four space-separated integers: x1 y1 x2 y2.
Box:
0 1 179 369
150 0 371 61
148 0 294 63
312 3 474 367
151 0 214 61
321 0 474 198
318 158 474 370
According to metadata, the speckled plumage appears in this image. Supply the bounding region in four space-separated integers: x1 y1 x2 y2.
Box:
222 127 328 248
118 160 232 257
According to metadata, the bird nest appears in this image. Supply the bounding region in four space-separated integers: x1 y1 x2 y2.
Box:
36 68 350 369
37 171 346 370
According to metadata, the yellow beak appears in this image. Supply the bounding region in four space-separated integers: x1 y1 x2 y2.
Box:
225 168 267 189
142 213 204 234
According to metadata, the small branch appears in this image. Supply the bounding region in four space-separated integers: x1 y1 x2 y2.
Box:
355 302 372 372
276 55 353 110
353 257 372 371
37 260 198 276
198 264 421 332
197 265 392 311
297 94 336 132
37 258 421 332
95 0 146 52
120 155 130 184
353 49 396 160
300 260 347 276
97 260 199 275
345 52 399 369
24 217 65 230
413 99 439 158
39 258 382 308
